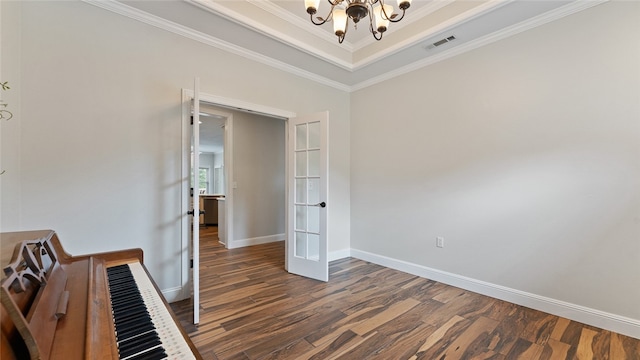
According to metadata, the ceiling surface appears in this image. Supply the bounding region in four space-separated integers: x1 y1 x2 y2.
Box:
96 0 603 91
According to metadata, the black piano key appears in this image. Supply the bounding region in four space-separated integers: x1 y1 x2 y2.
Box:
119 329 158 346
114 314 153 335
124 346 168 360
113 311 152 331
113 307 149 322
114 311 151 327
112 295 144 308
119 333 162 358
107 264 171 360
113 305 149 319
110 285 139 294
112 300 146 315
117 323 156 342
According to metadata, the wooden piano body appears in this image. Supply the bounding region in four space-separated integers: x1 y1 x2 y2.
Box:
0 230 201 360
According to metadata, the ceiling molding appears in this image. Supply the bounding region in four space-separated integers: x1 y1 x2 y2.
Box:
84 0 608 94
189 0 354 70
352 0 512 70
82 0 351 92
247 0 353 50
350 0 608 91
350 0 455 51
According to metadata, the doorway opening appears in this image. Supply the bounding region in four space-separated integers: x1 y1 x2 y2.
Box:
180 90 296 305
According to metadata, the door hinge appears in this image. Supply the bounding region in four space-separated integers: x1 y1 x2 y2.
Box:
190 115 193 125
190 259 193 268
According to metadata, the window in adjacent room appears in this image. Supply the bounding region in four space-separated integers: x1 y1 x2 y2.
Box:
213 166 224 195
199 167 209 194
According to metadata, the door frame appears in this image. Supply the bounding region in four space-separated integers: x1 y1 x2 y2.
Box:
180 90 296 300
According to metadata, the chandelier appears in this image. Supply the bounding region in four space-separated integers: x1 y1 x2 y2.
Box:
304 0 412 43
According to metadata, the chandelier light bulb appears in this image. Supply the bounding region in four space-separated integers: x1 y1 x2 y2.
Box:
304 0 410 43
374 4 392 32
305 0 320 14
333 8 347 34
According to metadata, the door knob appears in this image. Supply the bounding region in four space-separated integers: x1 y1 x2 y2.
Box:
187 210 206 216
314 202 326 208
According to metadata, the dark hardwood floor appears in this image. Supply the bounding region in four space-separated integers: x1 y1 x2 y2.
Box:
170 226 640 359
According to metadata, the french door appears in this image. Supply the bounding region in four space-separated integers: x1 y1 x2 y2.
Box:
287 111 329 282
189 78 201 324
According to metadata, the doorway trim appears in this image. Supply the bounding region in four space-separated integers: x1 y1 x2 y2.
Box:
180 90 296 300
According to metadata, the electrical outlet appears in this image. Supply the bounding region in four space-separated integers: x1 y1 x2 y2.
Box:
436 236 444 248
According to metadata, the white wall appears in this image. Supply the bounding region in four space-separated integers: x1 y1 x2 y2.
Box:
213 153 223 168
0 1 22 229
232 111 286 243
1 1 351 297
351 0 639 333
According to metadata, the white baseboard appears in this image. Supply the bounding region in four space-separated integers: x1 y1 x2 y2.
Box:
350 248 640 340
162 286 185 303
329 248 352 262
228 233 285 249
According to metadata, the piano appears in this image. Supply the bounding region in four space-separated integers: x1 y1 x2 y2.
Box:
0 230 203 360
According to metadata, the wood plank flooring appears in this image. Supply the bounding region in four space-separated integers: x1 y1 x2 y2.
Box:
170 227 640 359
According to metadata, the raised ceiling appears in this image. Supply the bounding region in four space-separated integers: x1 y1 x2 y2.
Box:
90 0 604 91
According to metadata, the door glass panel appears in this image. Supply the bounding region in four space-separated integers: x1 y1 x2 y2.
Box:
295 151 307 177
308 233 320 261
295 231 307 258
308 121 320 149
308 206 319 233
295 205 307 231
295 179 307 203
308 178 319 204
296 124 307 150
308 150 320 177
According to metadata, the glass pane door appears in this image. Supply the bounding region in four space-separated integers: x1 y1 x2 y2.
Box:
294 121 321 261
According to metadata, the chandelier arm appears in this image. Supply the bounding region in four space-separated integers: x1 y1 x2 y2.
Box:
369 5 384 41
309 4 336 25
369 12 383 41
380 4 406 23
338 16 349 43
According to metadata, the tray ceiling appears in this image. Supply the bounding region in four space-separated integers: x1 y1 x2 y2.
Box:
91 0 604 91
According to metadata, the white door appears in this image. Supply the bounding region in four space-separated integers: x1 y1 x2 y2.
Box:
287 111 329 282
190 78 201 324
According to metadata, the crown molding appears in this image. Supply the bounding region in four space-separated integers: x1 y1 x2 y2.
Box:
352 0 512 70
249 0 456 52
247 0 355 50
351 0 456 51
189 0 355 70
248 0 457 67
351 0 609 91
83 0 607 94
82 0 351 92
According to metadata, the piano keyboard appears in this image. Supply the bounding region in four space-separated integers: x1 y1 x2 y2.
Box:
107 263 196 360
